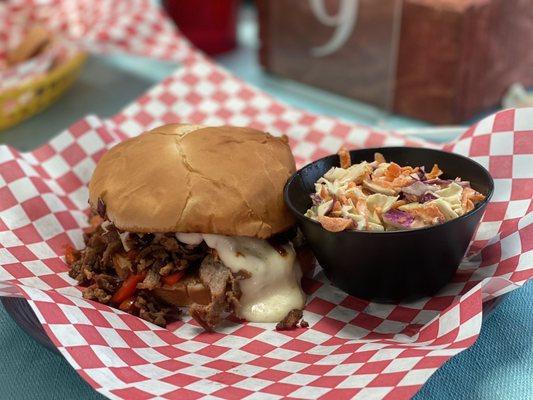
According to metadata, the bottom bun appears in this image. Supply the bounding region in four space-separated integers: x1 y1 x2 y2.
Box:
152 273 211 307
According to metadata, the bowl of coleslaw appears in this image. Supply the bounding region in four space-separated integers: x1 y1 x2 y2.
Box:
284 147 493 302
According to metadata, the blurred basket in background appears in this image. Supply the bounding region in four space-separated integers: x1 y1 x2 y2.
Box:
0 51 87 131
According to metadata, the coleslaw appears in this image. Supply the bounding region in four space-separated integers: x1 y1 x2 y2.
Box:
305 148 486 232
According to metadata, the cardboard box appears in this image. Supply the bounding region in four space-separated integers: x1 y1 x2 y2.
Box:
258 0 533 124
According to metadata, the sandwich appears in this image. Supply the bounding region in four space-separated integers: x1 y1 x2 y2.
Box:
66 124 310 331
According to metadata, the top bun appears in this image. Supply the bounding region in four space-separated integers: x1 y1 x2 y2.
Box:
88 124 296 238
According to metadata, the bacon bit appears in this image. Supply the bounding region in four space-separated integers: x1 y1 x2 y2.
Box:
320 186 331 201
65 245 80 265
374 152 386 164
426 164 443 179
392 200 407 209
318 215 353 232
338 146 351 169
385 162 402 180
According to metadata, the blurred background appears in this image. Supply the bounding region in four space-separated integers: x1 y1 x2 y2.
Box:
1 0 532 150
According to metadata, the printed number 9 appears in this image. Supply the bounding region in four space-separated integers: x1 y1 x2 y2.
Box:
309 0 359 57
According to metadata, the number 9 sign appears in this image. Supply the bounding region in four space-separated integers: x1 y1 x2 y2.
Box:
309 0 359 57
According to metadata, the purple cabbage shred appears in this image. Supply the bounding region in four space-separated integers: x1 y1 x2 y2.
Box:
382 209 415 229
310 193 322 206
420 192 438 203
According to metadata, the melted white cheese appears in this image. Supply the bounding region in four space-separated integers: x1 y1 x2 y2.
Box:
175 233 204 245
202 234 305 322
116 230 305 322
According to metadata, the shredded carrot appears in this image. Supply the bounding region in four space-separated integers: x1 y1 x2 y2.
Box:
426 164 443 179
318 215 353 232
320 186 331 201
338 146 351 169
385 162 402 180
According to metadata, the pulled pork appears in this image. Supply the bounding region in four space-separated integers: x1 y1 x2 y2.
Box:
189 254 250 331
67 210 304 330
276 309 307 331
67 214 208 327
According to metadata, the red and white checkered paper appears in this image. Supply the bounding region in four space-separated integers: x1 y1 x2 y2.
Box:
0 53 531 399
0 0 193 88
0 0 193 61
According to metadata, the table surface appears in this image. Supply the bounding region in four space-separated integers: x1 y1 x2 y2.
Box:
0 6 531 400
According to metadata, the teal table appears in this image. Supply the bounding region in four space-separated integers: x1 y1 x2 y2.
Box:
1 6 531 400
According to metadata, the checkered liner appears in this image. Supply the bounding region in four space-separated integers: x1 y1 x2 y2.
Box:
0 52 531 399
0 0 193 86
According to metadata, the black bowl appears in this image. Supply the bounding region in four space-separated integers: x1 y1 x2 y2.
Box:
284 147 494 302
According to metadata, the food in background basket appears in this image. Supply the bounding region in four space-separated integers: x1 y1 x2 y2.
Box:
305 148 486 232
66 124 311 331
5 26 54 67
0 25 82 92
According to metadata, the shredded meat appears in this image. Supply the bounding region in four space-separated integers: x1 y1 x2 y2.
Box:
137 269 160 290
135 291 181 327
276 309 304 331
67 217 208 327
67 215 301 331
189 254 249 331
159 236 180 252
82 274 120 304
102 240 122 265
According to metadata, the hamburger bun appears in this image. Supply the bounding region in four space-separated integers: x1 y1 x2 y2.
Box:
89 124 296 238
152 274 211 306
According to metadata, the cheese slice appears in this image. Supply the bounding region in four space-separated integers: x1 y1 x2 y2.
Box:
202 234 305 322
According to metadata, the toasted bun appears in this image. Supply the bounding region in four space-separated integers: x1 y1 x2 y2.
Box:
89 124 296 238
152 274 211 307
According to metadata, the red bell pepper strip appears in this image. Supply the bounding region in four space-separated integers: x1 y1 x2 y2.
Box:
111 273 145 305
161 271 186 286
